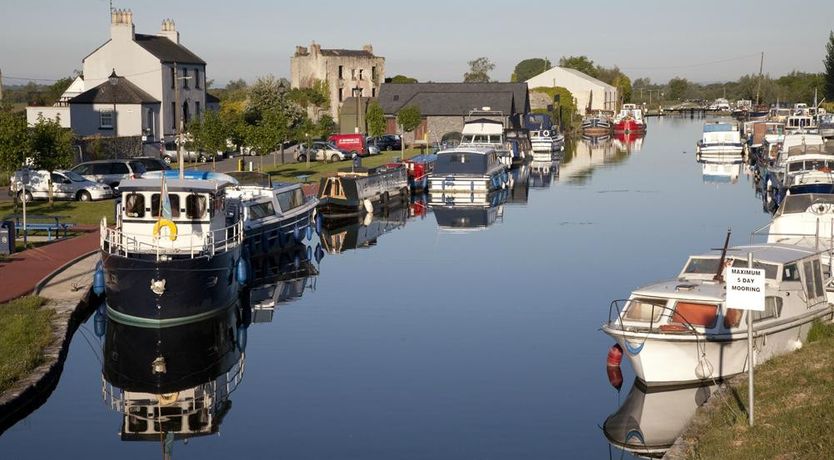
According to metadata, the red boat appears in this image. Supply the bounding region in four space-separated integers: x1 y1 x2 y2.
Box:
613 104 647 134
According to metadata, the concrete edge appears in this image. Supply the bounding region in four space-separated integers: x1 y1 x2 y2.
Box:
33 249 99 296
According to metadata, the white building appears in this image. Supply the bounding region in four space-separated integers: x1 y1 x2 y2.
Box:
526 67 618 115
68 72 160 138
81 9 207 142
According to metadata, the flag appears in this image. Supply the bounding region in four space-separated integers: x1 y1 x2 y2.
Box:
160 174 172 220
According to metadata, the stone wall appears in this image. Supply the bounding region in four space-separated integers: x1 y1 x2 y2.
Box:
76 135 151 161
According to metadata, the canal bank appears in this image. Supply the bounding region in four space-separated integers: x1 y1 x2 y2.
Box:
0 252 99 434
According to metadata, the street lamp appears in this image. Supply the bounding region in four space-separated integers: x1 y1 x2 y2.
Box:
352 87 362 134
109 69 118 138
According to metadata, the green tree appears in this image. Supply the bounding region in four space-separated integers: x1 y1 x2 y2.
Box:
511 58 552 82
0 107 30 173
29 115 74 204
43 77 74 106
825 31 834 100
188 109 228 155
389 75 418 84
558 56 598 78
244 106 289 156
668 77 689 100
366 100 386 138
464 57 495 83
396 105 422 133
531 87 577 129
612 73 633 103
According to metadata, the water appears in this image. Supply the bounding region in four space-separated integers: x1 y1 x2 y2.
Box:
0 117 770 459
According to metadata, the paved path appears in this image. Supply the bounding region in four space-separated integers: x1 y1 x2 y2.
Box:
0 229 100 304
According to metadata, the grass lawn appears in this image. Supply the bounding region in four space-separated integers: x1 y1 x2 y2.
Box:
682 320 834 459
0 198 113 226
0 296 54 394
263 149 424 183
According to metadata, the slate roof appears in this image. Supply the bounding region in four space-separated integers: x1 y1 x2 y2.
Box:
319 49 375 58
378 83 529 116
70 77 159 104
134 34 206 65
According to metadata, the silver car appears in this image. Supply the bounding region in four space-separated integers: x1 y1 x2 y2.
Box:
296 141 350 162
70 159 147 189
11 169 113 202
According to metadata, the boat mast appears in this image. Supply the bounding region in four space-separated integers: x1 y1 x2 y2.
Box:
713 229 732 282
755 52 764 106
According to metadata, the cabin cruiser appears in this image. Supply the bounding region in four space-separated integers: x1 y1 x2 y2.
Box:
746 121 784 158
99 171 245 325
223 172 318 255
613 104 647 134
819 114 834 139
402 154 437 191
525 113 565 159
761 134 827 205
602 243 833 386
763 194 834 266
247 242 319 322
317 165 408 218
428 147 509 200
695 122 744 162
603 381 716 458
100 305 245 443
581 112 612 136
458 112 515 166
785 114 818 134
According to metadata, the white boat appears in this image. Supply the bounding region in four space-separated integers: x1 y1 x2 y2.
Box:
700 161 741 184
695 122 744 162
428 147 510 199
818 113 834 139
529 130 565 160
761 133 827 204
602 243 833 387
763 194 834 266
458 110 515 166
785 114 818 134
224 172 318 254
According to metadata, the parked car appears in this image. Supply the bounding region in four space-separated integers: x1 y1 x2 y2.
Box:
161 140 223 164
11 168 113 202
70 159 147 189
296 142 351 162
132 156 171 173
328 133 368 156
367 134 402 151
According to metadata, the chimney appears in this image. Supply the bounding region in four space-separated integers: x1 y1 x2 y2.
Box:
110 8 135 42
159 18 179 44
362 44 374 55
295 46 308 57
310 41 321 56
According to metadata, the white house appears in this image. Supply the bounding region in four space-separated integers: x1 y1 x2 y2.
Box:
81 9 207 143
68 72 160 138
526 67 618 115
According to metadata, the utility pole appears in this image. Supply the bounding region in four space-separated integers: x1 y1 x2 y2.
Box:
755 51 764 106
173 63 191 180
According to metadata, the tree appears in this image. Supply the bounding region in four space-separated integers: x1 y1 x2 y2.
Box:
366 100 386 138
531 87 577 128
388 75 418 84
611 73 633 103
511 58 552 82
558 56 598 78
43 77 74 106
0 106 30 173
29 115 74 204
464 57 495 83
188 109 228 156
668 77 689 100
825 31 834 100
396 105 422 133
244 106 289 156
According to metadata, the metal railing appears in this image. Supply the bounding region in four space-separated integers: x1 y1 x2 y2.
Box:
100 217 243 260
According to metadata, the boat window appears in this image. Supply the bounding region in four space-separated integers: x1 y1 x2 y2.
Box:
434 153 488 175
813 259 825 298
683 257 720 274
623 298 665 322
671 302 718 328
752 297 783 322
276 188 305 212
724 308 743 328
800 260 825 299
782 263 801 282
150 193 181 218
124 193 145 218
186 194 207 219
248 201 275 219
731 259 778 279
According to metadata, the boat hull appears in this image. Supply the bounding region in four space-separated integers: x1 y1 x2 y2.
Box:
613 119 646 133
243 201 316 255
102 249 241 326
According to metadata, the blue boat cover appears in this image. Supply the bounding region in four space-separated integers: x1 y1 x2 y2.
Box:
143 169 239 185
703 123 733 132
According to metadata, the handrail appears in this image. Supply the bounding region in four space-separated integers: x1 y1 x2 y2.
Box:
101 219 243 260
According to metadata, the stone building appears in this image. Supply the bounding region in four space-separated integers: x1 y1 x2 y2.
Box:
377 82 530 146
526 67 617 115
290 42 385 124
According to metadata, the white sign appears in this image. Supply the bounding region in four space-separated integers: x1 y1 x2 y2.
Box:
726 267 765 311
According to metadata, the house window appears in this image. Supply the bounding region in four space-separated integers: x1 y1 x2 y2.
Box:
339 88 343 103
182 102 190 124
182 69 189 89
372 87 376 98
195 68 201 89
170 67 175 89
359 69 364 80
338 65 343 80
100 111 113 129
171 102 176 130
351 68 356 80
372 66 377 81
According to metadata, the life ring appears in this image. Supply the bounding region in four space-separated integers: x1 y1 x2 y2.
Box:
542 129 550 137
153 218 178 241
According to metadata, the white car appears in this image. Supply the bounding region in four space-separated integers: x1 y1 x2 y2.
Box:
295 142 350 162
10 169 114 202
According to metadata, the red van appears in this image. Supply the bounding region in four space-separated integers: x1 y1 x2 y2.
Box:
328 134 367 156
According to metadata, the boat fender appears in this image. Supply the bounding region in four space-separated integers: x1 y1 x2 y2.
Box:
306 244 313 261
694 356 714 380
315 213 323 236
236 256 249 286
93 308 106 338
606 343 623 367
237 326 248 352
314 243 325 264
606 366 623 391
306 224 313 241
363 199 374 214
152 219 178 241
93 260 105 296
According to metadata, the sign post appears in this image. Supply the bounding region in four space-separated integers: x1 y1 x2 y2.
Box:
726 252 765 427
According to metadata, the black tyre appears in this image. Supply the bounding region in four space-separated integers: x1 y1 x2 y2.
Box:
297 154 307 163
387 146 393 151
77 190 92 201
17 190 33 203
331 154 341 162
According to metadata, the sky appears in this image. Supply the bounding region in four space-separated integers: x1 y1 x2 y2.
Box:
1 0 832 87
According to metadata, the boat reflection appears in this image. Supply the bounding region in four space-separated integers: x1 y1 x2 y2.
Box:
613 131 645 153
700 160 742 184
247 242 319 323
529 159 559 188
430 189 509 231
603 380 716 459
319 205 408 254
508 164 530 204
100 305 246 447
560 136 630 184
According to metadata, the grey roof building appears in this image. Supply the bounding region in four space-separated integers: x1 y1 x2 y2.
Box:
69 71 161 139
70 76 158 105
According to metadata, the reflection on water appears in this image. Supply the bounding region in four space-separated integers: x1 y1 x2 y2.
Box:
320 207 408 254
431 189 509 231
700 160 742 185
603 380 716 459
613 132 645 153
100 305 246 447
560 136 631 185
508 164 530 204
529 159 560 188
247 242 320 323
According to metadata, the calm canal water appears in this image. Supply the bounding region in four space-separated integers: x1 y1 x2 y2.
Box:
1 117 770 459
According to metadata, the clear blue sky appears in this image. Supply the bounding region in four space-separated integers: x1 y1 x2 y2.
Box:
2 0 832 86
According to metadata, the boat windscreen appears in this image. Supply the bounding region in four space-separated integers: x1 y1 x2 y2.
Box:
704 123 733 132
683 257 778 279
228 171 272 188
777 194 834 215
434 152 488 175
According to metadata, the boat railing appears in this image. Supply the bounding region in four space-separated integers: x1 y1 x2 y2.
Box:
100 217 244 260
607 299 707 336
750 219 834 255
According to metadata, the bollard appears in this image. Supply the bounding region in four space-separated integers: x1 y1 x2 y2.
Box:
237 158 244 172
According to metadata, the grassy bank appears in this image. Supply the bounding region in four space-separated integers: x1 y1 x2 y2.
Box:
0 199 112 226
0 296 54 394
262 149 422 184
681 321 834 459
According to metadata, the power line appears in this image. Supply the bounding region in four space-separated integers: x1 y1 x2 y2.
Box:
2 67 164 85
